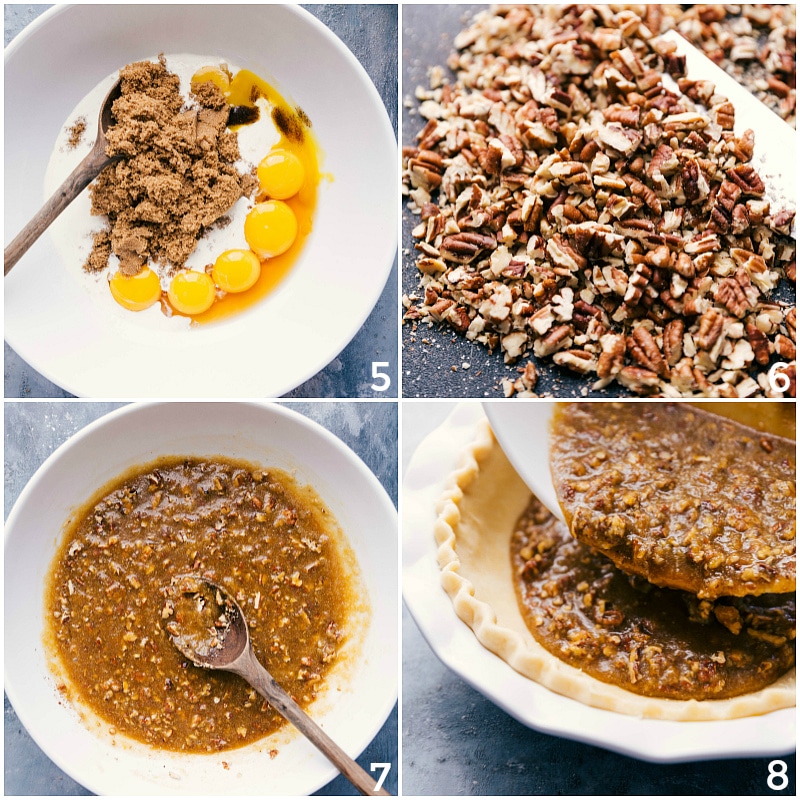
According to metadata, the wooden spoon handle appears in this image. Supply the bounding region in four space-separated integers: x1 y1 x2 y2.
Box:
4 147 112 275
237 654 391 795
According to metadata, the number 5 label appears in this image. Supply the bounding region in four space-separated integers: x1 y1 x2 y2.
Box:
371 362 391 392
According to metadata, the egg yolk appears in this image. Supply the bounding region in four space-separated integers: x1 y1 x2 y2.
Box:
190 65 230 96
257 149 305 200
109 267 162 312
244 201 298 258
212 249 262 293
168 271 216 315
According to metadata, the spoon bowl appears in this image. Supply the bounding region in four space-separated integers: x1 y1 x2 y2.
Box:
4 77 122 274
165 576 390 796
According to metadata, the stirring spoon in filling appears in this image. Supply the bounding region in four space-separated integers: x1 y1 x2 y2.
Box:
163 576 390 796
4 78 122 275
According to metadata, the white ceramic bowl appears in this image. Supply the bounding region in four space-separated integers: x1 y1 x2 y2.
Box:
4 4 397 397
5 402 398 794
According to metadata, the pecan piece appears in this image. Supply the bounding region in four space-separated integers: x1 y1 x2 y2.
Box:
553 349 597 375
647 143 679 179
597 124 642 156
714 101 735 130
715 277 750 318
407 149 444 189
775 334 796 362
627 326 668 377
596 333 626 379
727 164 765 197
440 232 497 264
602 104 641 127
695 309 724 350
533 324 573 357
746 322 771 366
662 319 684 366
616 366 661 395
623 174 661 215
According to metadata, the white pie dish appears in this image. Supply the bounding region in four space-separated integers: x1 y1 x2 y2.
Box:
4 4 397 397
5 401 398 794
402 402 795 762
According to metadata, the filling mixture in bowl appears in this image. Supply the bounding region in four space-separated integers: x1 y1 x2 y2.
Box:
52 54 321 325
433 402 795 718
44 457 364 753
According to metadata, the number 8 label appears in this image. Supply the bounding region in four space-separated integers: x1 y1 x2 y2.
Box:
767 759 788 791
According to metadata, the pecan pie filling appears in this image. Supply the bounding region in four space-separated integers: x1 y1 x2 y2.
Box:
550 402 796 599
511 495 795 700
45 457 356 753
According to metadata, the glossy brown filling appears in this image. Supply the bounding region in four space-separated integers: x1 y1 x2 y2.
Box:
45 457 353 752
550 402 796 599
511 495 795 700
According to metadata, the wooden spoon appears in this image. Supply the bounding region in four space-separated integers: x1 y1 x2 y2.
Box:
4 78 122 275
165 576 391 796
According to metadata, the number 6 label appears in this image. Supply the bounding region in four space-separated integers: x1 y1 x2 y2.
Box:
768 362 791 394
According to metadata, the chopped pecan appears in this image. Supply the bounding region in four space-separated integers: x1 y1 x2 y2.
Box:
662 319 684 366
623 174 662 215
602 104 641 127
727 164 765 196
440 232 497 263
695 309 724 350
534 323 573 357
596 124 642 156
553 349 597 374
597 333 626 378
715 277 750 318
407 150 445 189
746 322 771 366
616 366 661 395
403 4 795 400
647 143 679 179
714 100 735 130
596 333 626 379
627 326 668 377
774 334 797 362
786 308 797 342
768 209 796 235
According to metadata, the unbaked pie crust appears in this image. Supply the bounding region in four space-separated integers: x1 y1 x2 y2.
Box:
433 418 795 721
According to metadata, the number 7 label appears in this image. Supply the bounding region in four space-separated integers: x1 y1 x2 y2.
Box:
370 762 391 792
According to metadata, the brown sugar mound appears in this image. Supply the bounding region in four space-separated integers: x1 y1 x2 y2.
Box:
86 55 257 276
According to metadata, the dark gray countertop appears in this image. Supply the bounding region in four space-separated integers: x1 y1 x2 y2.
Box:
401 402 796 796
4 3 398 400
4 400 398 796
